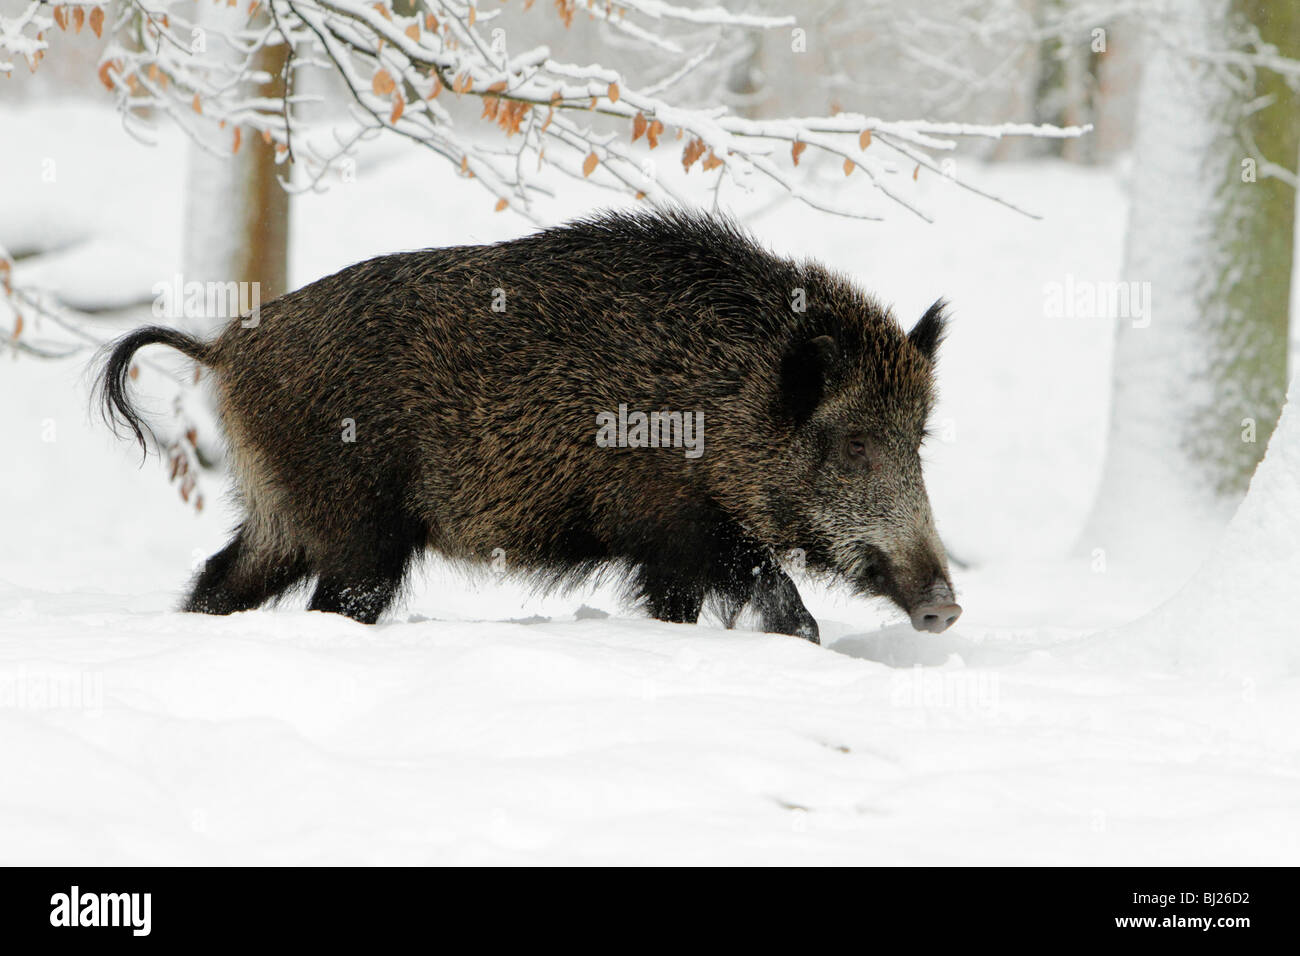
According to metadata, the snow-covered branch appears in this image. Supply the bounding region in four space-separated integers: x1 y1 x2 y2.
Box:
0 0 53 73
60 0 1090 225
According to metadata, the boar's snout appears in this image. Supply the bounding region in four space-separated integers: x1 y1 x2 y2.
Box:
908 578 962 633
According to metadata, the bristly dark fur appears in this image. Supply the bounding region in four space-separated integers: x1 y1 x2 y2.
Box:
94 208 954 634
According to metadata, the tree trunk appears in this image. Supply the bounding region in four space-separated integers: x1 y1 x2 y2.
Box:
1205 0 1299 491
1091 16 1141 161
181 32 291 330
1031 0 1093 162
1079 0 1297 564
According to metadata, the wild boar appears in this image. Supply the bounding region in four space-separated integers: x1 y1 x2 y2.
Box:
97 210 961 639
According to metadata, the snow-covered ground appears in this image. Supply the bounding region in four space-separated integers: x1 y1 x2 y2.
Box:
2 103 1298 864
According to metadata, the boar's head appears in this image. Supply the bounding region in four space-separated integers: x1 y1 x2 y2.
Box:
776 298 961 633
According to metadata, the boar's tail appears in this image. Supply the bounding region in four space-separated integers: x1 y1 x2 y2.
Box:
94 326 216 454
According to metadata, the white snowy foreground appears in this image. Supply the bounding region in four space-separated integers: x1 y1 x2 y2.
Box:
3 105 1300 865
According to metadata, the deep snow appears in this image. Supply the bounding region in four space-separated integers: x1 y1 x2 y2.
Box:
2 103 1299 864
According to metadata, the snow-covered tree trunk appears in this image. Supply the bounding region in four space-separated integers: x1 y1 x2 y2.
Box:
1080 0 1297 563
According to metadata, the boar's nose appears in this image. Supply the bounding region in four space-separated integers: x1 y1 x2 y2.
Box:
911 603 962 633
909 580 962 633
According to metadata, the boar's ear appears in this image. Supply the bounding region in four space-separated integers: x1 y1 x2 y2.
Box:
908 299 948 363
780 334 840 422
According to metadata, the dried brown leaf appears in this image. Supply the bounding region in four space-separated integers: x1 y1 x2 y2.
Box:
372 68 396 96
681 137 706 172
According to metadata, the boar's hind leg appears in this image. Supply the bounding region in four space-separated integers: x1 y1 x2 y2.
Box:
308 574 400 625
184 526 309 615
637 566 706 625
306 514 425 625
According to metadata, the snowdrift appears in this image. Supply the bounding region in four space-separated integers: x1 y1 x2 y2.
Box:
1091 379 1300 679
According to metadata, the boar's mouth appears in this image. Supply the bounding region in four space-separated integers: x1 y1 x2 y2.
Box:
849 544 962 633
851 544 904 605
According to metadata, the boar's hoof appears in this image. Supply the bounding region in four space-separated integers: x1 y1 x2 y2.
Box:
795 619 821 645
764 611 820 645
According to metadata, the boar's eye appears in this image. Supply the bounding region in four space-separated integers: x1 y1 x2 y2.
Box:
845 434 875 471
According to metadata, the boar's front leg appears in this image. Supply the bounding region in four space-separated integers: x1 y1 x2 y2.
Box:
708 540 819 644
746 557 820 644
636 532 818 643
